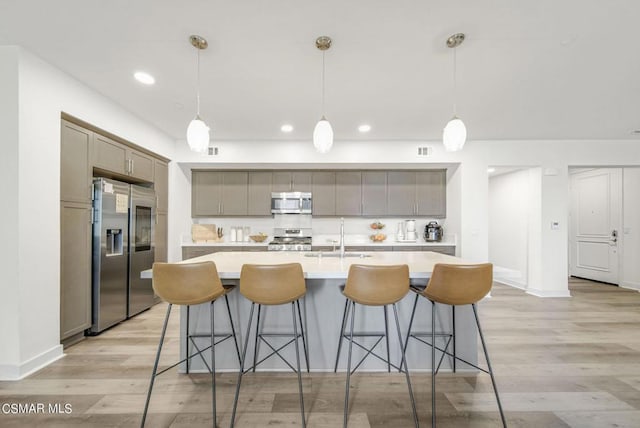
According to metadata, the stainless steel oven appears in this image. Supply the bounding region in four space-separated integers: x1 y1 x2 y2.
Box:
271 192 312 214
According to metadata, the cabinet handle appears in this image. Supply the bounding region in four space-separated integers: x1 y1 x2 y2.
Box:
130 159 134 175
90 207 94 224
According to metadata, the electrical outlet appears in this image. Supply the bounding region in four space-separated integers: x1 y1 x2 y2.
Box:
417 146 432 156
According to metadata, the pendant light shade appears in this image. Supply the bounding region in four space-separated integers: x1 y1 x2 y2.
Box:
443 117 466 152
186 35 210 153
314 36 333 153
313 116 334 153
187 116 210 153
443 33 466 152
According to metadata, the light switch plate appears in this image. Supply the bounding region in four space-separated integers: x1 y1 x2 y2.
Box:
551 221 560 230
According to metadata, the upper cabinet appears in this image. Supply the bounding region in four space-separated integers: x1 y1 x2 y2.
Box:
92 134 154 182
192 171 248 217
190 169 447 218
154 160 169 213
60 120 92 203
272 171 312 192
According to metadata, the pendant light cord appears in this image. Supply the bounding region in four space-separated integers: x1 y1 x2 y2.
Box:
452 46 457 117
321 50 326 117
196 46 201 117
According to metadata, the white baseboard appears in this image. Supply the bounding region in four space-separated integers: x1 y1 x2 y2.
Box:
0 345 64 381
619 281 640 292
526 288 572 298
494 278 527 290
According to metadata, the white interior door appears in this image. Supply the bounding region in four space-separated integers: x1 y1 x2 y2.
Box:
569 168 621 284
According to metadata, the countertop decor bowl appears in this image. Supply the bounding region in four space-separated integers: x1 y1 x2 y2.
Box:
370 233 387 242
249 234 268 243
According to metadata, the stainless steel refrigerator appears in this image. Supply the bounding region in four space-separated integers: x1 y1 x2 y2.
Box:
90 177 156 334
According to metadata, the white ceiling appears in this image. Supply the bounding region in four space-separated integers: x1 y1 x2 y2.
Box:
1 0 639 143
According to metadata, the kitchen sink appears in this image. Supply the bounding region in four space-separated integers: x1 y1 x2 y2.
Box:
304 252 371 258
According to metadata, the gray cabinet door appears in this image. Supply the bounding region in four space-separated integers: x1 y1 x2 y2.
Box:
221 172 248 215
312 171 335 216
128 149 154 182
292 172 312 191
192 171 222 216
248 171 272 216
387 171 416 216
93 133 127 175
155 212 168 263
335 171 362 215
154 160 169 213
60 202 92 339
416 170 446 217
425 246 455 256
272 171 293 192
362 171 387 216
61 120 92 203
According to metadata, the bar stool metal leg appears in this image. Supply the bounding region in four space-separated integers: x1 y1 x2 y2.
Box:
452 306 456 373
472 303 507 428
334 299 349 372
291 302 307 428
252 304 262 372
230 302 256 428
403 294 420 359
141 303 172 427
185 305 190 374
392 303 419 427
383 305 391 373
343 300 356 428
224 294 242 365
210 301 217 427
431 301 436 428
296 300 310 372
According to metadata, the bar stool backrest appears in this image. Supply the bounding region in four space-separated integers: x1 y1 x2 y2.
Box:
152 261 226 305
344 264 410 306
240 263 306 305
424 263 493 306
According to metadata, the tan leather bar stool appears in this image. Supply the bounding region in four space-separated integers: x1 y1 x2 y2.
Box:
141 262 240 428
230 263 307 428
341 264 418 428
405 263 506 427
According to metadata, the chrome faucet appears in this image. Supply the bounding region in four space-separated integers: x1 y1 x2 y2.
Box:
339 217 346 258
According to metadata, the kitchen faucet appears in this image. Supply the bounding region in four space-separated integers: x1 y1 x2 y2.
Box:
339 217 345 258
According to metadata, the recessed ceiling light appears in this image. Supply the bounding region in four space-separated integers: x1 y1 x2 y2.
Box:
281 124 294 133
487 167 496 173
134 71 155 85
358 124 371 133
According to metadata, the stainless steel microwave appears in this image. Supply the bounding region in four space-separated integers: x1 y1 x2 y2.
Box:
271 192 312 214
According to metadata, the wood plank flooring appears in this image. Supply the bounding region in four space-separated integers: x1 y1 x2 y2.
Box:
1 278 640 427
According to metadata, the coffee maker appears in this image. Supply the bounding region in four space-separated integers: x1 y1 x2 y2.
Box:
424 221 443 242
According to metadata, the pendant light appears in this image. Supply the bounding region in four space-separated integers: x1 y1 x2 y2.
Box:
186 35 210 153
443 33 467 152
313 36 333 153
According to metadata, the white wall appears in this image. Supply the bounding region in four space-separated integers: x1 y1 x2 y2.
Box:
0 47 21 377
0 47 177 380
622 168 640 290
489 169 531 288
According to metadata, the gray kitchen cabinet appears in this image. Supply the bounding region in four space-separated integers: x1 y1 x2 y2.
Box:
425 246 455 256
416 170 446 217
182 246 239 260
93 133 127 176
335 171 362 216
128 148 154 182
243 246 268 252
272 171 312 192
387 171 416 216
392 245 423 251
60 201 92 340
248 172 272 215
192 171 248 216
60 120 92 204
220 172 248 215
155 212 168 263
311 171 335 216
192 171 222 216
154 160 169 213
362 171 387 216
368 245 392 251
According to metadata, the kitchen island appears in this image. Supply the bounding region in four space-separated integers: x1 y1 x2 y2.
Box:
142 251 480 372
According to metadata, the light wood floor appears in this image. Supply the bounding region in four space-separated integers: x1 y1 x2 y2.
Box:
1 278 640 427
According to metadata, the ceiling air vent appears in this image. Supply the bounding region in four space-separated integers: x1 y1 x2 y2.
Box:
417 146 432 156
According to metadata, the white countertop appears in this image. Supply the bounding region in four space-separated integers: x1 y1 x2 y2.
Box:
143 250 466 280
182 234 456 247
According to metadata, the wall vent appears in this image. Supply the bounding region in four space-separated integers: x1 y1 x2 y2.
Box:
208 147 219 156
417 146 432 156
